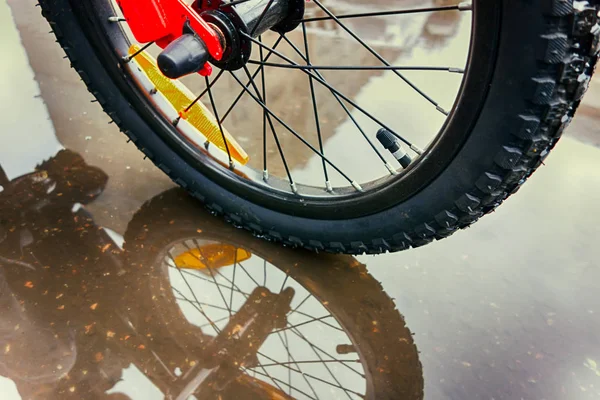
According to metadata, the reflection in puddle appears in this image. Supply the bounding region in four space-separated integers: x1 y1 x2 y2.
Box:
0 152 422 399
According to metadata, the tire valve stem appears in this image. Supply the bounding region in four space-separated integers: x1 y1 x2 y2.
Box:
376 128 412 169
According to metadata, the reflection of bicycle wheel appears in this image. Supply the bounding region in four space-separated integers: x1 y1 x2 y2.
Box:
124 189 423 399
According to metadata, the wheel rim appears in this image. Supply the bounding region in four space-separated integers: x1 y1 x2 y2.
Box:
76 0 500 218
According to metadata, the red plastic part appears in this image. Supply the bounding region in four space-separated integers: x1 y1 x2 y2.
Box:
116 0 223 74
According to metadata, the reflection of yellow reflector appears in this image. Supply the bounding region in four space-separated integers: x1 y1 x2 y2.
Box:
240 376 295 400
129 45 249 165
174 244 252 270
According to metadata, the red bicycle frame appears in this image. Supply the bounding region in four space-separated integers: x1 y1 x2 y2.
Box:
116 0 223 75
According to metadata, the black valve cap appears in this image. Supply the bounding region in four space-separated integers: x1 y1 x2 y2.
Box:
376 128 400 153
376 128 412 168
157 33 210 79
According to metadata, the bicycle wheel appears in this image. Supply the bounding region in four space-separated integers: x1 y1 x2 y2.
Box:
39 0 600 253
123 189 423 399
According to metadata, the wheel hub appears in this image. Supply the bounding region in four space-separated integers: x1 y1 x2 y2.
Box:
157 0 304 77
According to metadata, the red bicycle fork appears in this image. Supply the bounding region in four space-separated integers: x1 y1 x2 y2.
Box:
115 0 304 78
116 0 223 76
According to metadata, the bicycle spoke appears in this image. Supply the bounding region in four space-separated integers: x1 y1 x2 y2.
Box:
311 0 449 115
123 41 153 62
249 0 276 37
302 23 330 191
259 36 268 180
301 4 467 23
247 60 464 73
239 65 297 191
219 35 284 124
280 32 396 176
221 0 254 7
175 69 225 126
204 76 233 169
241 33 424 155
229 70 364 192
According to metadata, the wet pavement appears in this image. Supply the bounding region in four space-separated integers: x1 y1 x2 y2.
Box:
2 1 600 399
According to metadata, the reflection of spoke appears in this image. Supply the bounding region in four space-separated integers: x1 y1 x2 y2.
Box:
291 329 354 400
237 261 261 287
276 330 321 399
311 0 448 115
292 310 343 332
273 315 333 333
288 292 344 331
197 260 251 301
247 60 464 73
285 331 292 397
198 315 231 329
279 273 289 293
192 239 232 315
288 326 364 377
229 252 237 313
256 362 288 395
220 36 284 124
291 293 312 313
304 370 363 399
301 4 464 22
259 359 360 367
175 268 251 297
244 368 318 400
168 265 221 333
242 33 423 154
174 295 230 312
228 71 363 191
251 352 364 398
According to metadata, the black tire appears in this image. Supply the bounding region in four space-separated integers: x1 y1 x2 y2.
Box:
39 0 600 254
122 188 424 400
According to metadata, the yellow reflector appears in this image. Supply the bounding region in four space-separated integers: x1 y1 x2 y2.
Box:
129 45 249 165
174 244 252 270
